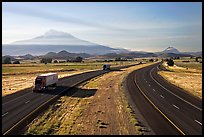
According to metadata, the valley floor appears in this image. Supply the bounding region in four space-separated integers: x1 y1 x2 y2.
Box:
24 62 156 135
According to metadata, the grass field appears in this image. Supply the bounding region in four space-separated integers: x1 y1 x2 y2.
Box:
2 61 136 75
173 57 202 71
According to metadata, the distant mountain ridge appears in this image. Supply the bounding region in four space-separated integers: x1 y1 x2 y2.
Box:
44 50 91 59
2 30 201 57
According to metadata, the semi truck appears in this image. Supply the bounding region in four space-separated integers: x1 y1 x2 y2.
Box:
33 73 58 92
103 64 111 70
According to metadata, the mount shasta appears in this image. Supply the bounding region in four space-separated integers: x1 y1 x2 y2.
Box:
3 30 128 56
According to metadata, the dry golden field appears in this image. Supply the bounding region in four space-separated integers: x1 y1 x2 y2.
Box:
2 61 137 96
158 61 202 99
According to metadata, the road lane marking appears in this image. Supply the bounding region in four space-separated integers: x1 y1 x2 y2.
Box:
153 89 156 91
148 84 151 87
25 100 30 104
194 120 202 126
173 104 180 109
160 95 164 98
2 92 33 106
150 67 202 111
2 112 8 117
134 78 185 135
3 85 76 135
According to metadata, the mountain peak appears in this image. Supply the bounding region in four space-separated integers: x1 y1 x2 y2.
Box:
42 29 76 39
163 46 180 54
11 29 96 45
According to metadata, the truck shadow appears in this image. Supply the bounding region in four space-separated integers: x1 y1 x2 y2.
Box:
36 86 97 98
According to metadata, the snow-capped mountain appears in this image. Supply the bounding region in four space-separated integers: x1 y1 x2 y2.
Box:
162 46 180 54
11 29 98 46
3 30 129 55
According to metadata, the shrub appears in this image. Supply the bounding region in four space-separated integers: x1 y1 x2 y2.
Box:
149 59 154 62
13 60 20 64
53 60 58 63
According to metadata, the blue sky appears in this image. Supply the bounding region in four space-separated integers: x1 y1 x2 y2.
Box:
2 2 202 52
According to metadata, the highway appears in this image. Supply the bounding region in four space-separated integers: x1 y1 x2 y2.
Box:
2 63 138 135
125 62 202 135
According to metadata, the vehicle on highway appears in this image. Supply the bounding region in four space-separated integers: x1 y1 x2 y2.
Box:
33 73 58 92
103 64 111 70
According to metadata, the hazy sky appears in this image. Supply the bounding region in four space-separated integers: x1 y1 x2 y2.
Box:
2 2 202 52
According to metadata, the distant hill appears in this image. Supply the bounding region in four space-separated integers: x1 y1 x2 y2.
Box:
154 46 201 57
19 54 35 60
158 53 193 58
2 29 129 56
2 55 15 63
43 50 92 59
97 52 158 59
182 51 202 57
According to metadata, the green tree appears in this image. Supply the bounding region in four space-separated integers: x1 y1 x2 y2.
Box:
40 58 52 64
75 56 83 62
195 57 199 62
167 59 174 66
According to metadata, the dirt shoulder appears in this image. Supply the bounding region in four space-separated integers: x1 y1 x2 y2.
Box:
24 62 157 135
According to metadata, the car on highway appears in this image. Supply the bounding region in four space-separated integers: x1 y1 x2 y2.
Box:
103 64 111 70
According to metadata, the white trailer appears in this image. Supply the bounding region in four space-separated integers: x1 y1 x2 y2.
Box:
33 73 58 92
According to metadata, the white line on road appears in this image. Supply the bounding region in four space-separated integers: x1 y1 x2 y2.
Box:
173 104 180 109
160 95 164 98
25 100 30 104
2 112 8 117
194 120 202 126
148 84 151 87
2 92 33 106
150 67 202 111
153 89 156 91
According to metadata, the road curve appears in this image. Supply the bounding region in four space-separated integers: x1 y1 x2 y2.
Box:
2 63 138 135
125 62 202 135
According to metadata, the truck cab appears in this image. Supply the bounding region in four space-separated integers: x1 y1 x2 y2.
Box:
33 77 46 92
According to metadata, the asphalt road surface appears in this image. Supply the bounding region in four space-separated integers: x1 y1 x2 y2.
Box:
126 62 202 135
2 63 138 135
